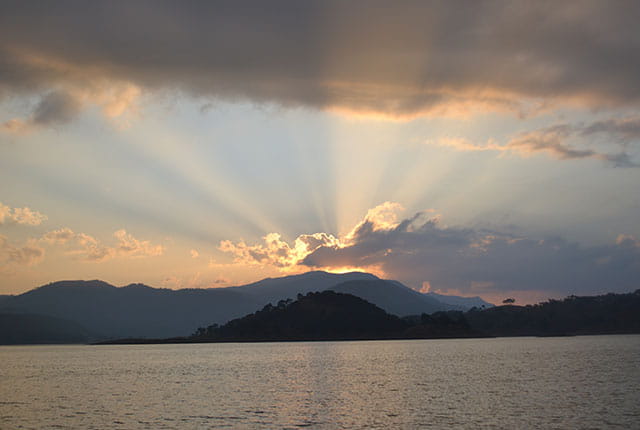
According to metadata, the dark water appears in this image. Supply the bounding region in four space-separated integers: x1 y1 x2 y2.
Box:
1 336 639 429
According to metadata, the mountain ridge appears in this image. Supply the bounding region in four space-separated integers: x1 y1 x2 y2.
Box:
0 271 490 341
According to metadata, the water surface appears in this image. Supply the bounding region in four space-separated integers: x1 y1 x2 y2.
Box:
1 336 639 429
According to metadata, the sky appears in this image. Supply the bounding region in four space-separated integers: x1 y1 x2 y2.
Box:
1 1 639 304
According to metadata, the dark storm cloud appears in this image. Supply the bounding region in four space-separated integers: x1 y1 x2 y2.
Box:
301 212 640 297
1 1 640 116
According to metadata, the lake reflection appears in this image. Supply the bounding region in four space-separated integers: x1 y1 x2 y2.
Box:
1 336 639 429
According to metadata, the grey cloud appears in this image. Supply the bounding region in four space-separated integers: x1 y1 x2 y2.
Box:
31 91 82 126
1 1 640 117
581 118 640 142
506 126 597 160
434 116 640 166
2 90 82 132
301 211 640 297
600 152 638 168
502 119 640 167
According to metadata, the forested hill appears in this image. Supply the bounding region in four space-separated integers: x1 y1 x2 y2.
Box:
191 289 640 342
466 290 640 336
102 289 640 344
189 291 479 342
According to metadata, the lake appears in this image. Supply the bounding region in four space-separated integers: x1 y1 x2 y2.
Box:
1 336 639 429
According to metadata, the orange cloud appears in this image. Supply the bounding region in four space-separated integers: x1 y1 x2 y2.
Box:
0 202 47 226
0 235 45 272
219 231 342 270
219 202 412 274
42 228 163 262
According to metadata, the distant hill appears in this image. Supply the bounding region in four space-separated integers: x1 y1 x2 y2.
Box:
0 313 92 344
0 271 478 341
189 291 478 342
330 280 456 315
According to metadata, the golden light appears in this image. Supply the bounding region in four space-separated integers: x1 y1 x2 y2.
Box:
323 265 387 279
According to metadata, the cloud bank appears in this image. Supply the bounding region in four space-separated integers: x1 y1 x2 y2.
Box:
220 202 640 300
2 1 640 120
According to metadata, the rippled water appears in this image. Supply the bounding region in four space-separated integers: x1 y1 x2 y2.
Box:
1 336 639 429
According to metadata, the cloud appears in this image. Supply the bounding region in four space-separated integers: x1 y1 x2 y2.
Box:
219 202 640 299
505 126 601 160
303 208 640 297
0 202 47 226
581 117 640 142
345 201 406 240
1 2 640 120
3 84 139 133
190 249 200 259
30 91 81 125
0 235 45 271
41 227 75 244
219 231 341 269
2 91 82 133
42 227 163 262
162 273 229 289
112 229 164 258
432 117 640 167
616 234 640 248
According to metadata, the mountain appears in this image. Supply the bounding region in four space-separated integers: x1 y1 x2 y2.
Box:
424 292 493 309
0 271 465 340
0 280 263 339
0 313 92 344
330 280 456 315
226 270 378 305
228 272 484 313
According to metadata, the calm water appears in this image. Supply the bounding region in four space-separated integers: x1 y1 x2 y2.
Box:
1 336 639 429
